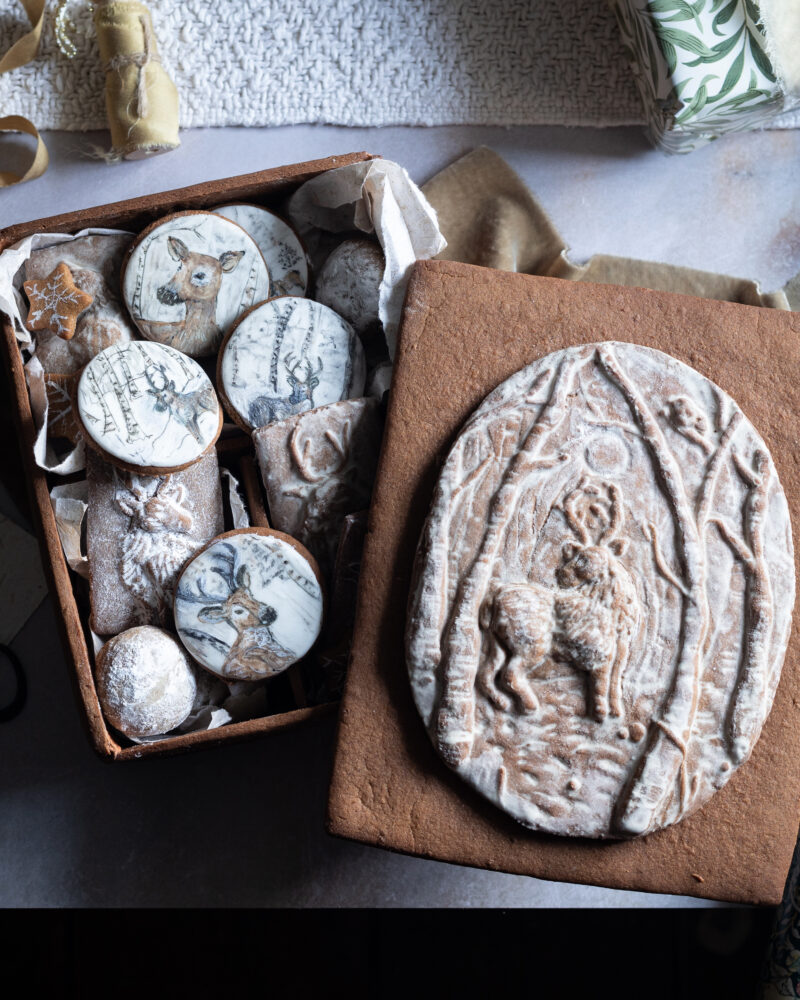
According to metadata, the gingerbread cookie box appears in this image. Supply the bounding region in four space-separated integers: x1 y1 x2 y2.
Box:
327 260 800 905
0 152 374 761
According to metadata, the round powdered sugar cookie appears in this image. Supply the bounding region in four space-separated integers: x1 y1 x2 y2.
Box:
217 297 366 431
96 626 198 739
76 341 222 474
122 210 270 357
314 238 384 336
174 528 324 681
212 203 310 298
407 342 795 840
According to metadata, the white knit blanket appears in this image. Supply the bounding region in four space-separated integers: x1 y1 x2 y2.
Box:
0 0 797 130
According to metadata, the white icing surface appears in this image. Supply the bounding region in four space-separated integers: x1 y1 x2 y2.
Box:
219 297 366 430
407 342 795 839
212 204 309 298
96 626 197 739
174 531 324 681
122 212 270 357
77 341 221 470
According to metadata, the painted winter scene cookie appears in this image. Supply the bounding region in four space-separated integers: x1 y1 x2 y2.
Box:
174 529 324 681
314 238 384 337
212 203 309 298
76 341 222 473
218 297 366 431
25 233 136 375
407 342 795 840
122 211 270 357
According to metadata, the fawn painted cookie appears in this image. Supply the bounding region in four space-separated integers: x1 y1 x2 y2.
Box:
24 263 94 340
217 297 366 432
122 211 270 358
212 203 310 298
407 342 794 840
76 341 223 474
96 626 198 739
174 528 324 681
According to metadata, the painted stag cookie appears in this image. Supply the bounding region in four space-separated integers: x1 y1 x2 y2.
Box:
212 203 310 298
76 341 222 474
24 263 94 340
314 238 384 337
25 233 136 375
252 397 382 578
217 297 366 432
122 211 270 357
96 626 198 739
407 342 795 840
174 528 324 681
86 449 225 635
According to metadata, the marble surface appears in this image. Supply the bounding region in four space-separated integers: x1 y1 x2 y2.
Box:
2 122 798 908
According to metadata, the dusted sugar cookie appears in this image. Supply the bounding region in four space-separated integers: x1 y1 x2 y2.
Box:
45 373 81 443
96 626 197 739
407 342 794 839
25 233 136 375
212 203 309 298
174 528 324 681
122 211 270 357
87 449 225 635
252 398 382 577
24 263 94 340
76 341 222 474
218 297 366 431
314 238 384 337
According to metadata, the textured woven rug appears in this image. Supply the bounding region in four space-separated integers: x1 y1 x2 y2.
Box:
0 0 797 130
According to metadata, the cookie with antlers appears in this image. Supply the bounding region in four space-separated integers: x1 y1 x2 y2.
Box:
252 398 383 579
173 528 324 681
217 297 366 432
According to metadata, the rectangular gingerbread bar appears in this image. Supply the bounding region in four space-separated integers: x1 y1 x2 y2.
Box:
327 259 800 904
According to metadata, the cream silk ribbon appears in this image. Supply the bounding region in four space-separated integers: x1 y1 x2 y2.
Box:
0 0 49 187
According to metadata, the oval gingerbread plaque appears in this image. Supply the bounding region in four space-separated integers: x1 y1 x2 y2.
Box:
406 342 795 839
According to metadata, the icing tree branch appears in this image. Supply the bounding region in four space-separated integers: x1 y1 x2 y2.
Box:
711 449 774 763
433 357 577 767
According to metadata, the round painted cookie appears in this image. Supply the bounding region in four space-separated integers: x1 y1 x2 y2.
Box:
76 341 222 474
314 238 384 336
407 341 795 840
174 528 324 681
122 210 270 357
212 203 310 299
217 297 366 431
96 626 198 739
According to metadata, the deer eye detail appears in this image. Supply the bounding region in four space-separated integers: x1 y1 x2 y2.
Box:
191 271 209 286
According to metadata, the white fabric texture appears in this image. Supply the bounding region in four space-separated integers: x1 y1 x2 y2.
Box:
0 0 797 130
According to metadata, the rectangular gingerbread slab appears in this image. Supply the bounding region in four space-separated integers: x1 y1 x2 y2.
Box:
327 259 800 904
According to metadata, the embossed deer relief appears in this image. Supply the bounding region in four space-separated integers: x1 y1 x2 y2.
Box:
116 476 199 625
479 480 639 723
136 237 245 356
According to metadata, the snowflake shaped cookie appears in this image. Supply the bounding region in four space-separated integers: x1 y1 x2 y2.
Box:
24 262 94 341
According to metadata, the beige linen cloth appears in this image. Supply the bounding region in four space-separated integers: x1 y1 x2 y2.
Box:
422 147 798 312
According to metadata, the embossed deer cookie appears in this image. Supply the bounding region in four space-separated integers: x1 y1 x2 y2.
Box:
122 211 270 357
174 528 324 681
86 449 225 635
252 397 382 578
217 297 366 432
76 341 223 474
407 342 795 840
212 203 310 298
